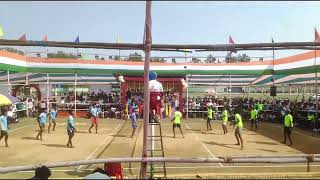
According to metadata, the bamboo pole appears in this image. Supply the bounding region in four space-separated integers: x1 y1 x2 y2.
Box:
140 1 152 179
74 73 77 117
7 70 10 94
1 155 319 174
1 39 320 51
46 73 50 114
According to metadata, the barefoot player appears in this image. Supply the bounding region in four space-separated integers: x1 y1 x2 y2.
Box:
36 108 47 141
0 109 9 147
48 106 58 133
130 108 138 138
171 107 184 138
282 110 293 146
206 105 213 131
231 109 244 150
66 110 76 148
89 103 99 134
221 107 228 134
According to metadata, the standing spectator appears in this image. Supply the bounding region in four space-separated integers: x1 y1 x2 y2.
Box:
28 166 51 180
0 109 9 147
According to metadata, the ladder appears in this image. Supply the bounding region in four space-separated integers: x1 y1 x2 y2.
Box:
147 121 167 179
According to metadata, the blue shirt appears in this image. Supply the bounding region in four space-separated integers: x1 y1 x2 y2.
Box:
67 115 75 130
0 115 8 131
39 112 47 124
130 112 137 122
50 109 58 119
90 107 97 117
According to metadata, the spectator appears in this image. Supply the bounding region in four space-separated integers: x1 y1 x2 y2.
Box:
28 166 51 180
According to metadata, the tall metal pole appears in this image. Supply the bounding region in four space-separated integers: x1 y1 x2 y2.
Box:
186 75 189 119
314 43 318 120
46 74 50 114
7 70 10 94
141 1 152 179
272 38 275 112
74 73 77 117
229 75 231 106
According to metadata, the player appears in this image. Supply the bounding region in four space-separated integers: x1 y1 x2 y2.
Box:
130 108 138 138
250 106 258 131
282 110 293 146
89 103 99 134
66 110 76 148
221 107 228 134
0 109 9 147
36 108 47 141
48 106 58 133
171 106 184 138
206 105 213 131
230 109 244 150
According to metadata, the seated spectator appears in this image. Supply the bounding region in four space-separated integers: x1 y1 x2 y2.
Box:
28 166 51 180
84 168 111 179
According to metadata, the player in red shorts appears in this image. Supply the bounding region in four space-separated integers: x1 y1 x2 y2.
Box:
88 103 99 134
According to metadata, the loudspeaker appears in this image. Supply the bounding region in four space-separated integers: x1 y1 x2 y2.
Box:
270 86 277 96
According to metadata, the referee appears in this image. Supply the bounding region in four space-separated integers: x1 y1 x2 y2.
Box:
281 110 293 146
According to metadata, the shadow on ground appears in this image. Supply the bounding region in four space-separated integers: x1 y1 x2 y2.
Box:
41 144 67 148
203 141 240 150
247 141 278 145
21 137 37 140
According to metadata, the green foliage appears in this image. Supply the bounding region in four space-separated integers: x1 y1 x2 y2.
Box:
0 47 24 55
126 52 143 62
47 51 78 59
151 57 166 62
226 53 251 63
191 57 202 63
204 54 217 63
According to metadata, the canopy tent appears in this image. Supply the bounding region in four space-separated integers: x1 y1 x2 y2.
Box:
0 50 320 77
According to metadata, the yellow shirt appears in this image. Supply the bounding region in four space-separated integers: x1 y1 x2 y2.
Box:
235 113 243 128
284 114 293 127
174 111 182 124
222 110 228 122
208 108 213 119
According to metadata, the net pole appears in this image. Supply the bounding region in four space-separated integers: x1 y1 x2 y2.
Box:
141 1 152 179
74 73 77 117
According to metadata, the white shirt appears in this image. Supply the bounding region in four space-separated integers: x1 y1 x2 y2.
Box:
40 102 46 108
27 102 33 109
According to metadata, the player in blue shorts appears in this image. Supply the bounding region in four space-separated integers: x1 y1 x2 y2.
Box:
48 106 58 133
36 108 47 141
0 109 9 147
66 110 76 148
130 108 138 138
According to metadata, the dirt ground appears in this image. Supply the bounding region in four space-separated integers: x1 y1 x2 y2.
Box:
0 117 320 179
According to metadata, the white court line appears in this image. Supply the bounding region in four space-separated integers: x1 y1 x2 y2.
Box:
76 123 122 171
10 125 35 132
184 123 223 167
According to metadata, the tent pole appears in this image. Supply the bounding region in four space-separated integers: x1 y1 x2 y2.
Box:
7 70 10 94
289 85 291 100
46 73 50 114
314 46 318 121
186 74 189 119
229 75 231 106
74 74 77 117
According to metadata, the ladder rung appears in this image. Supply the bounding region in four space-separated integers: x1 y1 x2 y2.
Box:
148 149 163 151
148 135 162 137
149 123 160 125
147 171 164 173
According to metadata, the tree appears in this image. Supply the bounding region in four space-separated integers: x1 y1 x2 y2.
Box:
151 57 166 62
0 47 24 55
47 51 78 59
126 52 143 62
225 53 251 63
204 54 217 63
191 57 202 63
114 55 121 61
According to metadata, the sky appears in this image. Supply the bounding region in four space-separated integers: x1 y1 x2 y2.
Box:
0 1 320 62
